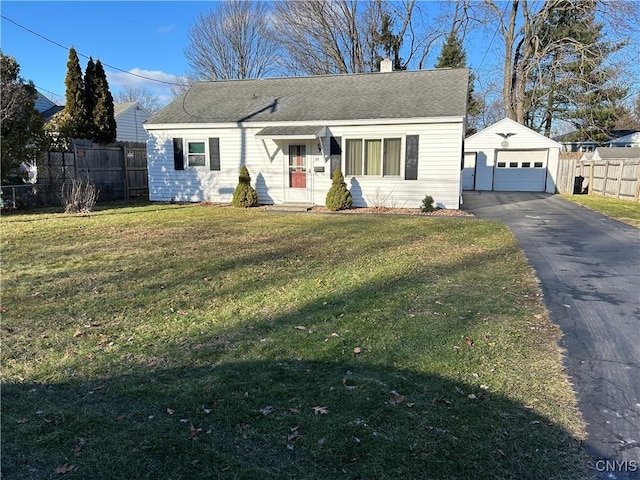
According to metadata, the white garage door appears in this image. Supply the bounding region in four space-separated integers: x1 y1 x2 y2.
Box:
493 150 547 191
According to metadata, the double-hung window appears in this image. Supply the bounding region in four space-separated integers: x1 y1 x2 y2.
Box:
187 141 206 167
345 137 402 177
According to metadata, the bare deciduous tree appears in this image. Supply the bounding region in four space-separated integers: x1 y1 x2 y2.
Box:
115 85 162 114
273 0 430 75
473 0 636 136
185 0 280 80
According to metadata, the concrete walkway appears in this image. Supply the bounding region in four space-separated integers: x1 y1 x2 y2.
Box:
463 192 640 479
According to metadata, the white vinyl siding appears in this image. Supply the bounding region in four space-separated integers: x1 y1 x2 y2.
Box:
146 119 464 209
115 105 150 142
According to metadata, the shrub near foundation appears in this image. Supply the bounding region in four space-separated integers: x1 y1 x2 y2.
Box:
232 165 258 207
325 168 353 211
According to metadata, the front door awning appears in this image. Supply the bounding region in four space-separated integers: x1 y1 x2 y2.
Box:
255 126 326 139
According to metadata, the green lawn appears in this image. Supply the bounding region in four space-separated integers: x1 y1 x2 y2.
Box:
561 193 640 228
1 203 591 479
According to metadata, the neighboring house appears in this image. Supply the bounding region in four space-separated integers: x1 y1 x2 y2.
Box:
607 131 640 148
554 129 640 152
590 146 640 162
34 91 64 122
463 118 561 193
114 102 151 143
143 65 469 209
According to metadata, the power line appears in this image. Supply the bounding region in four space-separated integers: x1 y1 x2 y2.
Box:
475 1 512 72
1 14 187 87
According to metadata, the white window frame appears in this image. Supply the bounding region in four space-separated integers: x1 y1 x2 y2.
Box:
344 136 403 177
186 139 208 168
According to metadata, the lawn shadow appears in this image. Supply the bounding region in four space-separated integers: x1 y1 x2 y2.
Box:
2 360 592 480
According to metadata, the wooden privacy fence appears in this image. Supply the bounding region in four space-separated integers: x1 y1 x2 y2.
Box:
556 157 640 201
2 142 148 208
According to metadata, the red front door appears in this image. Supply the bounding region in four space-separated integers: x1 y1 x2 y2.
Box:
288 145 306 188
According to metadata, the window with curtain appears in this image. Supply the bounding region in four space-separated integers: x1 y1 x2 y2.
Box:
345 137 402 177
383 138 401 176
345 139 362 176
365 140 381 175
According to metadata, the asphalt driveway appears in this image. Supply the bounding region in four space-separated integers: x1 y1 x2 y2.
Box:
462 192 640 479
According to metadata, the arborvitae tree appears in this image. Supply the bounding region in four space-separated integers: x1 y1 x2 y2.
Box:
83 57 97 140
91 60 117 144
232 165 258 207
325 169 352 211
435 31 480 133
62 47 88 139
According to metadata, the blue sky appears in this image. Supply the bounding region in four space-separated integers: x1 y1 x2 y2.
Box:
1 1 211 105
2 1 637 117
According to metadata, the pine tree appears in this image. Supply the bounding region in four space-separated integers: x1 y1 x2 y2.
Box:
91 60 117 144
62 47 89 139
522 1 627 138
435 31 480 132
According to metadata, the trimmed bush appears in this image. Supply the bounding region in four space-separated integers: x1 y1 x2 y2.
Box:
325 169 353 211
420 194 435 213
232 165 258 208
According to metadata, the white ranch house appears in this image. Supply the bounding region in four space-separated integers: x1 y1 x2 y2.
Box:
144 65 469 209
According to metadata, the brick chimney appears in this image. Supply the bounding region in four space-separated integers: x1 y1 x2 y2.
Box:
380 58 393 73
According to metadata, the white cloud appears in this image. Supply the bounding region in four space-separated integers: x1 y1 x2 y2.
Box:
107 68 180 90
106 68 184 104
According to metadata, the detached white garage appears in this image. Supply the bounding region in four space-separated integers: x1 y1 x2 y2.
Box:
464 118 561 193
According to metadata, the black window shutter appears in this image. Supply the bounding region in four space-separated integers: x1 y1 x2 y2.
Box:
405 135 419 180
209 138 220 171
173 138 184 170
329 136 342 179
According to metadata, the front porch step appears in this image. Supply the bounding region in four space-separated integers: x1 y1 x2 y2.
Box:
265 203 314 212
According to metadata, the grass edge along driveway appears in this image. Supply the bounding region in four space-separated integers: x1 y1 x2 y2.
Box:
1 204 592 479
560 193 640 228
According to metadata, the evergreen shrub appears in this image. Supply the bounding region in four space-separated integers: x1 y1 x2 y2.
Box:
325 169 353 211
232 165 258 207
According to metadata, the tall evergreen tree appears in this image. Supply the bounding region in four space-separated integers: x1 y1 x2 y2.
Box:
91 60 116 144
83 57 97 140
435 31 480 133
61 47 88 139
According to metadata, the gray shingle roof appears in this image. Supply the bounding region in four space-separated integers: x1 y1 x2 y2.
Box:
595 147 640 160
147 68 469 125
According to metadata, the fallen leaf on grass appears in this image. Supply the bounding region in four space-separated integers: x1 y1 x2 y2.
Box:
465 337 474 347
389 392 405 405
260 405 274 416
166 408 175 415
187 424 203 440
312 406 329 415
73 438 86 454
55 464 75 475
353 347 362 354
